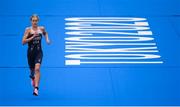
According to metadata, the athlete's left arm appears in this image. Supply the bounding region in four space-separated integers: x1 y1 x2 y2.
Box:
41 26 50 44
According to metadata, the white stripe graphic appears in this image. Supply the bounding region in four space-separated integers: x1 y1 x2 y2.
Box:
65 17 163 65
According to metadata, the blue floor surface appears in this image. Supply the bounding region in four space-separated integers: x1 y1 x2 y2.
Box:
0 0 180 106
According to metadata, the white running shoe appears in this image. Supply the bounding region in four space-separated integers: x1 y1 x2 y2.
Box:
33 87 38 96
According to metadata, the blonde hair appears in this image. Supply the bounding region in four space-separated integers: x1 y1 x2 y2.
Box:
30 14 39 21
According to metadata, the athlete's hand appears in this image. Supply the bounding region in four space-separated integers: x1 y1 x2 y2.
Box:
31 34 37 40
32 32 39 38
46 39 51 45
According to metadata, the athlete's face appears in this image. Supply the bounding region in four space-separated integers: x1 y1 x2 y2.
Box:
31 17 39 27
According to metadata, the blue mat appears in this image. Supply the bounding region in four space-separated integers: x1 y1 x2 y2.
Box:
0 0 180 106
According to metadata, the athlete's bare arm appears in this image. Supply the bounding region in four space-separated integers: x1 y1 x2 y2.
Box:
40 26 50 44
22 28 35 45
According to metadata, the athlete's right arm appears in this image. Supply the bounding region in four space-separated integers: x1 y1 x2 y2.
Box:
22 28 34 45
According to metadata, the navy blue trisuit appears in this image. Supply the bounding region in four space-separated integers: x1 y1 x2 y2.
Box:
27 27 43 69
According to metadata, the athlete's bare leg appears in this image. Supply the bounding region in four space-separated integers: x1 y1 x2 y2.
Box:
34 63 41 88
33 63 41 96
29 68 35 87
30 68 35 78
